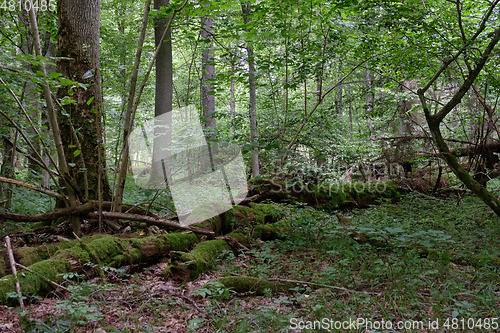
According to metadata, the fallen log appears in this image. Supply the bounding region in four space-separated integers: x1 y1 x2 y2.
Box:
212 274 378 295
249 178 401 210
0 202 95 222
213 276 292 295
0 232 199 304
167 239 232 281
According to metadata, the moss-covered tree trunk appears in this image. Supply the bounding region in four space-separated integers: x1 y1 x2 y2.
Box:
57 0 111 203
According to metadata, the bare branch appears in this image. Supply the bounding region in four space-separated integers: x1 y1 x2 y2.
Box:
0 176 66 200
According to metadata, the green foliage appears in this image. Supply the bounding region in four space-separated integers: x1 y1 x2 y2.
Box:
10 187 55 215
53 284 104 326
191 281 234 300
194 194 499 331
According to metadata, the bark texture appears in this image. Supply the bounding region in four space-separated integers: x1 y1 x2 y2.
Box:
57 0 111 201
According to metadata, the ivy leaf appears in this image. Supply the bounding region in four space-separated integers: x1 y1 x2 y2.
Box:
73 150 81 157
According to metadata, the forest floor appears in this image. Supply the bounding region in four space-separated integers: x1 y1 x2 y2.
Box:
1 192 499 332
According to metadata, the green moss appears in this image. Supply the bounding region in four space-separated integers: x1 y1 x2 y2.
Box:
216 276 291 295
248 203 286 224
16 247 46 266
0 275 16 303
0 258 70 304
55 245 91 263
253 219 291 240
129 238 146 249
309 181 401 211
86 236 122 264
169 239 231 280
227 231 250 247
159 232 198 251
9 240 75 270
0 233 203 304
234 205 250 217
221 208 236 233
128 248 142 261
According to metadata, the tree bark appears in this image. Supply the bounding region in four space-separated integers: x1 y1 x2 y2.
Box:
57 0 111 202
149 0 173 187
241 2 259 177
201 15 216 132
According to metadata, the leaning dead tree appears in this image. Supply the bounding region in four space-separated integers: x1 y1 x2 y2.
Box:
417 2 500 216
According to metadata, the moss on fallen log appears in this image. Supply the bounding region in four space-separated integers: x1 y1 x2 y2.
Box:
249 178 401 211
0 232 199 304
190 203 236 234
213 276 292 295
0 258 70 304
0 240 76 278
253 218 291 241
167 239 232 281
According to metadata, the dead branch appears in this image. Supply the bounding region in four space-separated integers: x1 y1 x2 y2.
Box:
87 211 215 237
0 176 66 200
0 202 95 222
5 236 25 310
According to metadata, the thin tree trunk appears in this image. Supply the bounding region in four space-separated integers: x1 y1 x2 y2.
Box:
348 86 353 138
201 15 216 132
366 69 375 131
28 5 80 233
149 0 173 187
241 1 259 177
112 0 152 212
336 62 342 115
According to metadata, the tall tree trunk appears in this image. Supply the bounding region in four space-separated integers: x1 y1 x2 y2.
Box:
57 0 111 202
230 61 236 133
19 10 42 177
241 1 259 177
348 85 353 138
149 0 173 186
201 15 216 132
365 69 375 129
336 62 343 115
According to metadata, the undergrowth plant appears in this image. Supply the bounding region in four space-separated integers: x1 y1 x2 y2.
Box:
192 193 499 332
